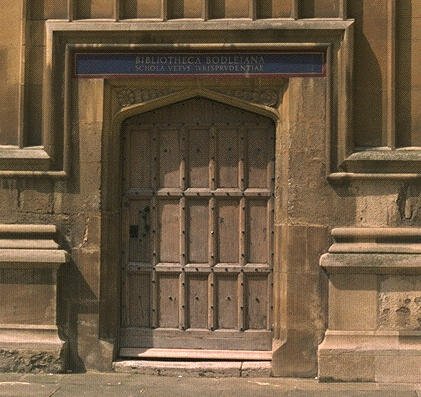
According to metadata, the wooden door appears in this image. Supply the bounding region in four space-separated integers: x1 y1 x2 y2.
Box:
120 97 275 357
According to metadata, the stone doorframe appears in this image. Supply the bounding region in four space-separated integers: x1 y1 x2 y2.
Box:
103 85 280 352
43 20 354 373
102 83 327 375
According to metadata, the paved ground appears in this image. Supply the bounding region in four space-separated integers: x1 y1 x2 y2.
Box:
0 372 420 397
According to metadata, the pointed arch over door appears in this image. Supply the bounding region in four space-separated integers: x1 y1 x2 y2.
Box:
119 96 275 357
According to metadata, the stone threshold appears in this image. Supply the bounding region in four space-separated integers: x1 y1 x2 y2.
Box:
113 360 272 377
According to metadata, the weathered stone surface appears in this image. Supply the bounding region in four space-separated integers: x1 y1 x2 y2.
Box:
113 360 242 377
240 361 272 377
379 275 421 330
320 227 421 382
0 349 65 374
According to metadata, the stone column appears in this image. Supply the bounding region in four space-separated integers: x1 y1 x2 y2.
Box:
0 225 69 373
319 227 421 382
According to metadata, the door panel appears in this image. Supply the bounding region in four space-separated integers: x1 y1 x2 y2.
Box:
187 200 209 263
248 200 269 263
158 200 180 263
188 128 210 188
121 97 275 354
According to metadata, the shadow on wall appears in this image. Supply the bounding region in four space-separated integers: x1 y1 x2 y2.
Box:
58 262 98 373
396 0 412 147
348 0 383 148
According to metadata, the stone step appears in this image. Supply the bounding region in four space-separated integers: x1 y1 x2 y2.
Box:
113 360 272 377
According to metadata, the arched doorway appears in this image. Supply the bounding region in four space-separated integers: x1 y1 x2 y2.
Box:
119 96 275 358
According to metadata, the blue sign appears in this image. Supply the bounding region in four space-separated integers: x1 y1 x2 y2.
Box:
74 52 325 78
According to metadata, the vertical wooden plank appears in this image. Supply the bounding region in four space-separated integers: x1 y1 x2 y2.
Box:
121 197 130 328
179 196 187 329
208 271 216 330
158 200 180 263
188 128 210 188
238 128 246 331
158 274 179 327
151 128 160 328
151 196 158 328
218 200 239 263
208 197 217 330
152 127 159 191
180 127 188 190
208 123 218 327
217 128 239 188
245 276 268 329
130 127 152 189
217 275 238 329
238 270 245 331
187 275 208 329
208 126 217 331
238 198 246 331
267 270 273 331
248 200 268 264
239 126 246 191
159 128 181 188
209 127 217 190
267 126 275 191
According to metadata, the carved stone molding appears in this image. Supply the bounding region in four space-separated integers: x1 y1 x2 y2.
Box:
116 87 280 109
117 88 176 108
213 89 279 107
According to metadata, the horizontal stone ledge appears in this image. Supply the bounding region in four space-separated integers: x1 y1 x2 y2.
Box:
332 227 421 239
319 330 421 352
328 172 421 182
0 147 51 171
0 324 65 348
47 19 354 33
0 249 70 268
320 253 421 274
328 243 421 254
327 228 421 254
0 239 60 250
342 148 421 174
0 224 59 234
